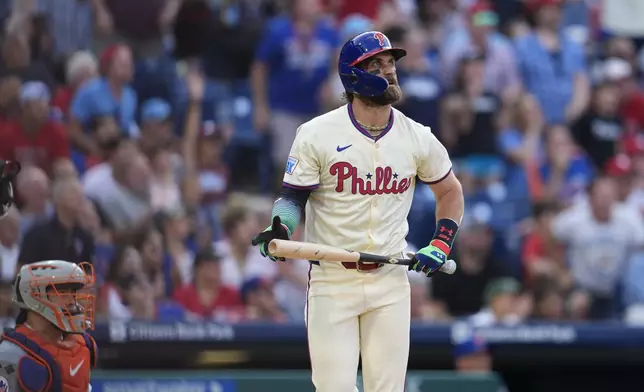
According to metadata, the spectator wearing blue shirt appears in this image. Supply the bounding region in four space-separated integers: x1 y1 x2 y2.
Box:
514 0 590 125
623 251 644 312
396 28 442 137
69 44 138 163
497 93 544 206
538 124 594 204
250 0 337 169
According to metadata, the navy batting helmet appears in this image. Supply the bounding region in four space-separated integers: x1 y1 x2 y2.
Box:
338 31 406 98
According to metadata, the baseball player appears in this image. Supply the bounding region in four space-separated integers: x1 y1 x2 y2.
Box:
0 260 97 392
252 31 464 392
0 160 20 220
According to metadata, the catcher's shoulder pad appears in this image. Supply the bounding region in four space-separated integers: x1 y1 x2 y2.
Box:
18 355 50 392
81 333 98 368
0 338 45 392
2 330 61 392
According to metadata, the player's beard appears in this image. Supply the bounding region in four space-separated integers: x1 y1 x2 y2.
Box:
361 79 402 107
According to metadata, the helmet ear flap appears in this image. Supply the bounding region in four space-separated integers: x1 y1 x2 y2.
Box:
339 62 389 97
350 67 389 97
339 63 359 85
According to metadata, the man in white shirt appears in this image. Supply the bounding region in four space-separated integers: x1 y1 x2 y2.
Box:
552 175 644 319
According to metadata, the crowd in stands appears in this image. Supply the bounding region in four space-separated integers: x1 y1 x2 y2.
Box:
1 0 644 327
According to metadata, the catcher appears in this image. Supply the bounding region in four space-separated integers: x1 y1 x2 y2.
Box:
0 260 97 392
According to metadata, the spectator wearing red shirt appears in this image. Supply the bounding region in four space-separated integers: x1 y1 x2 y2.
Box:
0 76 21 122
325 0 383 21
521 201 568 290
52 51 98 120
0 82 71 175
173 248 244 321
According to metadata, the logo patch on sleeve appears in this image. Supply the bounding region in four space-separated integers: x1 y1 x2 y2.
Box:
285 156 299 175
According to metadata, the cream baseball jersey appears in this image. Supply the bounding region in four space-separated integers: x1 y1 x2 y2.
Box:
283 104 452 257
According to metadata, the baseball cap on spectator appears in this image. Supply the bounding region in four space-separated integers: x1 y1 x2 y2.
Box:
601 57 632 82
451 322 489 358
141 98 171 123
99 44 126 75
340 14 374 40
469 1 498 27
241 277 271 304
193 247 222 268
604 154 633 176
484 277 521 304
453 333 488 358
20 81 50 103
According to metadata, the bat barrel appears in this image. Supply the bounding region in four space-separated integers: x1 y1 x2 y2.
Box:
267 239 359 263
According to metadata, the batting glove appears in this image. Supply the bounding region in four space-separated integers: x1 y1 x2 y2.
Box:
251 216 291 262
408 243 449 277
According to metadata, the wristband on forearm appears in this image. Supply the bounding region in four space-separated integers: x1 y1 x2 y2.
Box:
430 218 459 255
271 186 311 235
272 197 301 235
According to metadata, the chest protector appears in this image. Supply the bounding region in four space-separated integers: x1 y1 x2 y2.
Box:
1 325 97 392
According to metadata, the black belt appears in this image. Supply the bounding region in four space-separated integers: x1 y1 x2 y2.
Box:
309 260 382 271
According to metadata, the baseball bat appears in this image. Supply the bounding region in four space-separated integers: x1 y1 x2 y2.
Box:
267 239 457 275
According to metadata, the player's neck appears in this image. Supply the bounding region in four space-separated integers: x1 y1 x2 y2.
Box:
25 315 64 343
351 100 391 130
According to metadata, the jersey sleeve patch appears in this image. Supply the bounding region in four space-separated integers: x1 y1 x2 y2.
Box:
18 356 50 392
285 156 299 175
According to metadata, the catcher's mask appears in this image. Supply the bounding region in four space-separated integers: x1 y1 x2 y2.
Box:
14 261 96 333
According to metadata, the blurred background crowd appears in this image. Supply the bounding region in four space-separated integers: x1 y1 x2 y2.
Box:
2 0 644 329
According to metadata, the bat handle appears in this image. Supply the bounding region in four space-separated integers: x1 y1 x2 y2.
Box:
398 253 457 275
440 260 457 275
388 258 456 275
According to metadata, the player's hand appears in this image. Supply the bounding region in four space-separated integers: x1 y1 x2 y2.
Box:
408 243 450 277
251 216 291 262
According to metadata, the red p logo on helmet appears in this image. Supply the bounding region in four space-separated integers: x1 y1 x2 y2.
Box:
373 32 387 47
